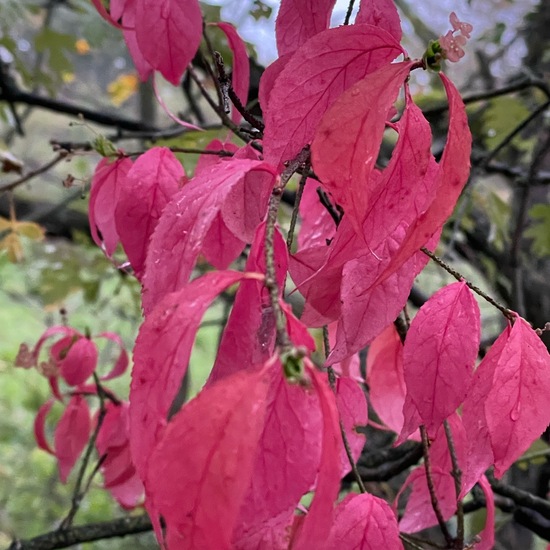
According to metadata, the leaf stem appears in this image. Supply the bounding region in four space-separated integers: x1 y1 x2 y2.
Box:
443 419 464 549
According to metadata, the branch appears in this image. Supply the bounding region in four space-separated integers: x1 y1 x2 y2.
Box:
8 514 152 550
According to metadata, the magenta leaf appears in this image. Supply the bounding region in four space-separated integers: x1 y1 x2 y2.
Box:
95 332 129 381
130 271 259 481
214 23 250 123
311 61 415 231
366 324 408 434
59 337 99 387
134 0 202 85
54 395 91 483
475 475 495 550
355 0 402 43
258 54 291 114
292 363 341 550
142 159 275 313
115 146 184 280
264 24 403 170
463 317 550 480
403 281 480 436
327 493 403 550
89 157 132 257
275 0 336 56
146 368 271 549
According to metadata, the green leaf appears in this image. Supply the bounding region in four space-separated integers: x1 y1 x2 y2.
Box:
525 203 550 258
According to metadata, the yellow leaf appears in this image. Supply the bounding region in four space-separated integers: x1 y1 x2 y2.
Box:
1 232 23 263
75 38 90 54
107 73 139 107
15 221 45 241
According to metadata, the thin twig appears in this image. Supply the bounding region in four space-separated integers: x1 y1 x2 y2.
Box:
421 247 515 322
0 152 69 194
420 426 454 547
443 419 464 549
343 0 356 25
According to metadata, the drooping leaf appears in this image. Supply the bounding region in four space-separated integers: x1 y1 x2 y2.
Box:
475 475 495 550
327 493 404 550
311 61 414 232
142 159 275 313
463 316 550 479
291 364 342 550
366 324 408 434
146 367 271 549
275 0 336 56
215 22 250 123
115 146 185 280
54 395 91 483
89 157 132 257
130 271 259 480
355 0 402 43
134 0 202 85
264 24 403 170
402 281 480 436
95 331 129 381
34 399 56 455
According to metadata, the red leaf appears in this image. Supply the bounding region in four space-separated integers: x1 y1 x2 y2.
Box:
297 181 336 250
89 157 132 256
311 61 414 232
234 365 322 547
403 281 480 436
119 2 154 81
275 0 336 56
134 0 202 85
369 73 472 288
264 24 403 170
130 271 258 481
292 364 341 550
356 0 402 43
208 222 287 383
59 337 99 386
54 395 91 483
34 399 55 455
146 368 271 549
258 54 291 113
366 324 408 434
115 147 184 280
463 317 550 480
108 473 144 510
327 493 404 549
215 23 250 123
142 159 275 313
194 139 239 175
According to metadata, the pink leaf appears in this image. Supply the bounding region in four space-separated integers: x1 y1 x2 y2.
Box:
59 337 99 387
463 317 550 480
234 364 322 547
403 281 480 436
108 473 144 510
215 23 250 123
292 364 341 550
142 159 275 313
89 157 132 257
335 377 367 475
201 212 246 270
134 0 202 85
264 24 403 170
90 0 127 29
355 0 402 43
311 61 414 232
275 0 336 56
146 368 271 549
54 395 91 483
258 54 291 113
34 399 55 455
195 139 239 175
115 147 184 280
366 324 408 434
130 271 258 481
297 181 336 250
327 493 404 549
209 222 287 384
